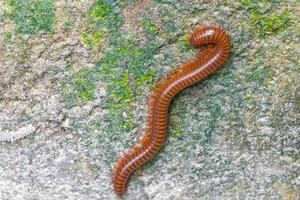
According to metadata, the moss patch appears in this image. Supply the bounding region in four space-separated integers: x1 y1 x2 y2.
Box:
169 125 183 138
60 68 95 108
250 9 293 37
3 32 13 42
5 0 55 34
140 17 159 37
81 31 104 47
95 35 160 130
237 0 294 37
61 0 161 131
87 0 125 33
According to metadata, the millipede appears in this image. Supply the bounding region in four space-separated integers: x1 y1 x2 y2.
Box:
112 24 231 196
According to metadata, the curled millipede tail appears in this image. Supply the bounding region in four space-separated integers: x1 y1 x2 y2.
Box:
112 24 231 196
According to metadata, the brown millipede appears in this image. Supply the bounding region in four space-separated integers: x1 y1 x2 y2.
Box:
112 24 231 196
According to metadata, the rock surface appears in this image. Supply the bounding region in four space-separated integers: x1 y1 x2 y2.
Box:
0 0 299 199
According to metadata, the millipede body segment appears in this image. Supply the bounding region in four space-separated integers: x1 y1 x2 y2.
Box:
112 24 231 196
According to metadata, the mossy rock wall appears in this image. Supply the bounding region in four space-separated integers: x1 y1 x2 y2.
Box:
0 0 299 199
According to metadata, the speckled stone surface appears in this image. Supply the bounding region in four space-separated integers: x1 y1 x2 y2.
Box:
0 0 299 199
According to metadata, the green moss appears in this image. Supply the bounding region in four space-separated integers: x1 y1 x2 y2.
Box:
95 36 161 130
237 0 282 8
81 31 104 46
250 66 269 82
59 0 161 131
88 0 112 22
120 112 135 130
140 17 158 37
87 0 124 33
135 69 155 87
3 32 12 42
107 71 133 107
60 68 95 108
61 0 124 109
82 0 134 52
250 9 293 37
237 0 251 7
177 34 192 52
169 125 183 138
237 0 294 37
86 0 134 50
66 0 182 144
6 0 54 34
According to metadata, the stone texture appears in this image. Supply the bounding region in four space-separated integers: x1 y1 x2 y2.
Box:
0 0 299 200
